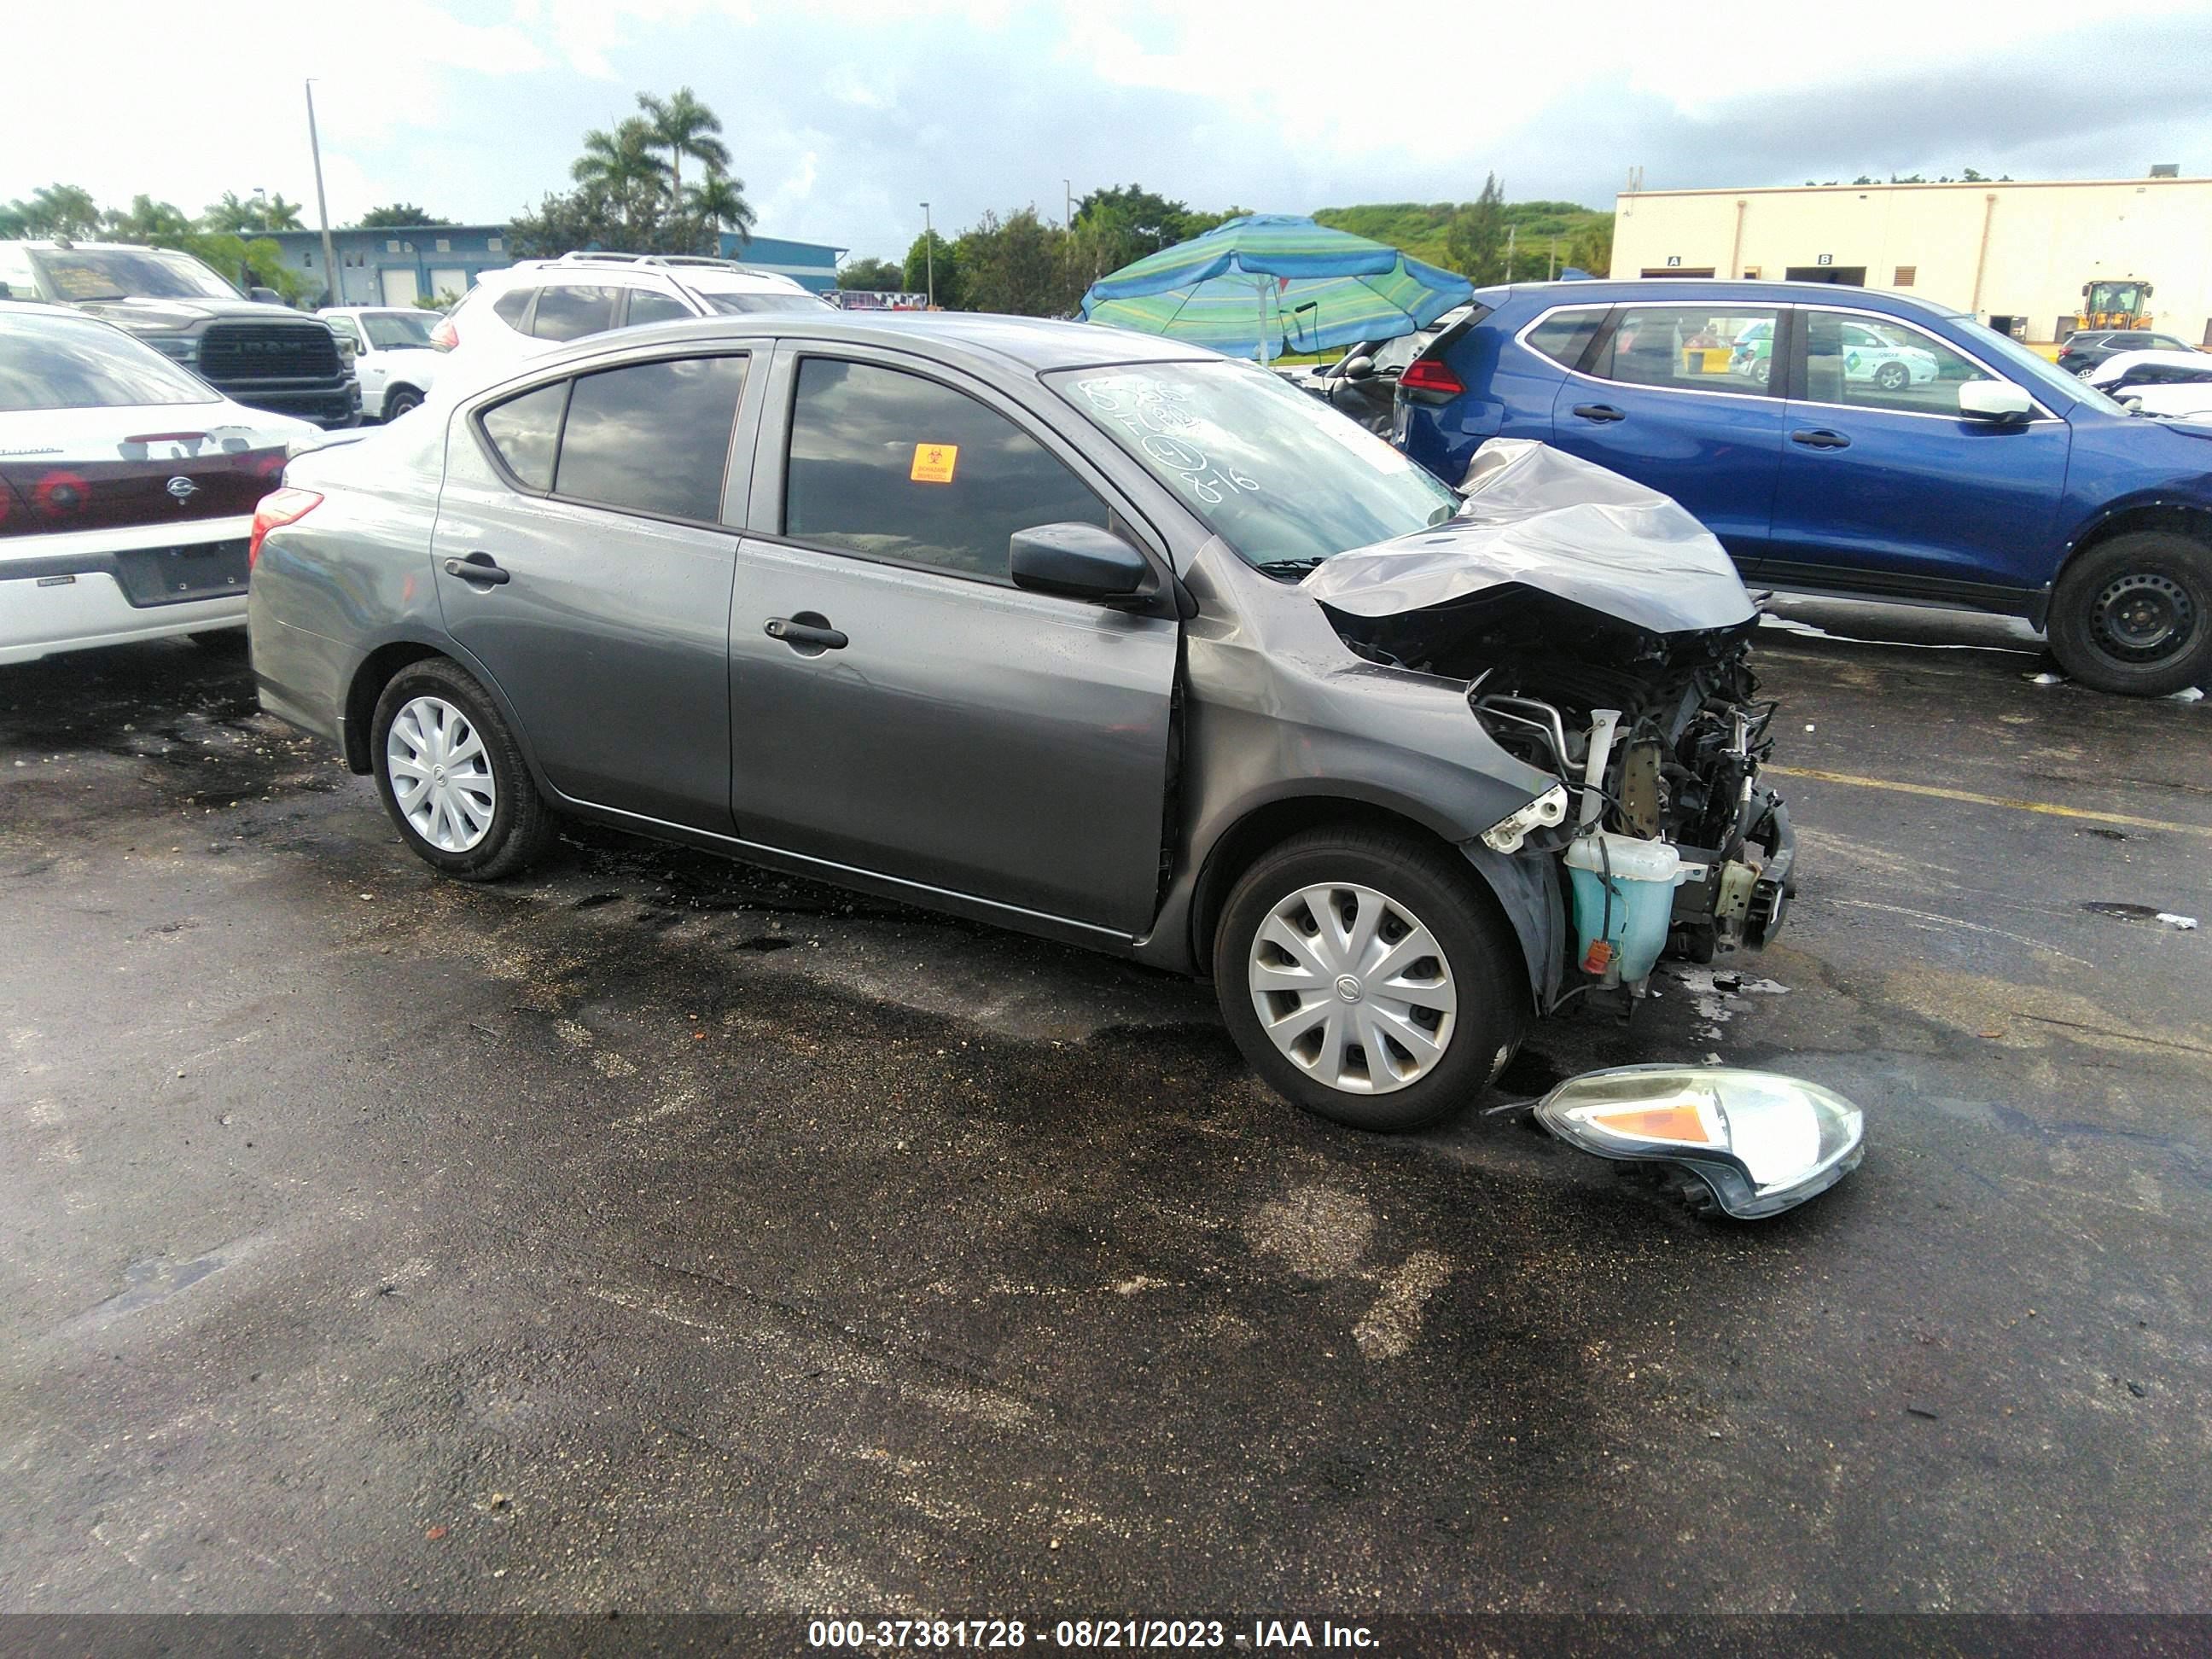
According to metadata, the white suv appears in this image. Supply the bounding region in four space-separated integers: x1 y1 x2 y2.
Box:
428 253 828 384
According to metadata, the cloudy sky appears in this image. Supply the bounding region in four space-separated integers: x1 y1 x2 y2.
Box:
10 0 2212 261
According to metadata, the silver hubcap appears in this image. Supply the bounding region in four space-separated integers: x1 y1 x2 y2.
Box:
1248 882 1458 1094
386 696 496 853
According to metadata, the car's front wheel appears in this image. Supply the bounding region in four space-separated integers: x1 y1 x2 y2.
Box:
2048 531 2212 696
370 658 553 880
1213 827 1527 1132
1874 361 1910 392
382 386 422 421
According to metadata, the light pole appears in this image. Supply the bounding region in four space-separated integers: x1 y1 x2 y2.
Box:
920 201 934 308
305 80 339 307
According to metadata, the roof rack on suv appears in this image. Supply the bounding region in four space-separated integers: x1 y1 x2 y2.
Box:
554 251 747 271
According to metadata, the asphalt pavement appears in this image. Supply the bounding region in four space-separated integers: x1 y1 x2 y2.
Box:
1 608 2207 1619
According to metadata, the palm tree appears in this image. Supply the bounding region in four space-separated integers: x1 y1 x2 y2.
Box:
262 192 306 231
637 87 729 201
688 170 754 252
573 118 672 244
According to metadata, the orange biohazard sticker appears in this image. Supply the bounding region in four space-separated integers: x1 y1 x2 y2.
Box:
910 442 958 483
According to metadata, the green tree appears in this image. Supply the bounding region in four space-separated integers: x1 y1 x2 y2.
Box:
688 169 754 251
202 189 304 234
903 230 958 307
637 87 729 201
4 183 102 239
507 189 618 261
1444 174 1505 284
573 116 672 246
839 256 906 291
958 208 1078 317
102 195 196 244
358 203 455 228
1564 217 1613 276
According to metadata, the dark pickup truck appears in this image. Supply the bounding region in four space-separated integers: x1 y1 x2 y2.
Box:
0 240 360 428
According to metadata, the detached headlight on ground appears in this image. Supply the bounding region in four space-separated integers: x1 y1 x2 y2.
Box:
1534 1065 1865 1219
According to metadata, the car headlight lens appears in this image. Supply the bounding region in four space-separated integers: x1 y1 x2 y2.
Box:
1534 1065 1865 1219
147 335 200 363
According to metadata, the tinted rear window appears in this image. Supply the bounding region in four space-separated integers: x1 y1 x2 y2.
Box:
479 381 567 490
1524 307 1604 371
529 284 618 341
553 355 748 523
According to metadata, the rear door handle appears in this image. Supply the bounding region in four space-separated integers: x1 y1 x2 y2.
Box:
443 552 510 585
765 616 848 651
1790 428 1852 450
1571 403 1627 423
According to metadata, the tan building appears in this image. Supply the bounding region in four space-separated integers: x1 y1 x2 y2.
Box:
1609 174 2212 345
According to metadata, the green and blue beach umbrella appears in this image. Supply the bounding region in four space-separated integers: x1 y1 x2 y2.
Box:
1079 213 1473 364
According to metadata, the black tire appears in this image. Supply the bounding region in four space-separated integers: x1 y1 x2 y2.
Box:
1213 826 1528 1132
382 386 422 421
1874 361 1909 392
370 657 554 881
2047 531 2212 696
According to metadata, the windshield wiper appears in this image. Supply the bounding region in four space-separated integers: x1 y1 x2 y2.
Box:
1253 556 1327 579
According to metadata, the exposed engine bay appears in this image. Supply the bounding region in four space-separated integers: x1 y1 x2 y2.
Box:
1302 440 1796 995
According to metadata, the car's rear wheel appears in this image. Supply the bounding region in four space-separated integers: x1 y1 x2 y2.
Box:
383 386 422 420
370 658 553 880
1213 827 1527 1132
2048 531 2212 696
1875 361 1909 392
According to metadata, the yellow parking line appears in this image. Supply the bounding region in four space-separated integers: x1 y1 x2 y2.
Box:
1767 765 2212 841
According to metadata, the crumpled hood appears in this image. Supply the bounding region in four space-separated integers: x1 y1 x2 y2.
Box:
1301 439 1756 637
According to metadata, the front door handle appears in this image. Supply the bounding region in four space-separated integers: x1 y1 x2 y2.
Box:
1790 428 1852 450
765 615 848 652
1571 403 1627 423
443 552 510 585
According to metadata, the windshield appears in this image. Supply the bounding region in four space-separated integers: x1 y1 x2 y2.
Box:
1049 358 1458 567
30 246 240 302
696 289 830 315
0 311 219 411
363 311 439 349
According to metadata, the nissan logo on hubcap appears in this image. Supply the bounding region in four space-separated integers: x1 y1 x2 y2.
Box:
1335 975 1363 1003
166 476 198 502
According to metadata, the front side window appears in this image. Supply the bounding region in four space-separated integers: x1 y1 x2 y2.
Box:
1049 358 1457 569
1807 310 1990 414
553 355 748 523
479 381 567 491
785 358 1107 579
625 288 694 327
1590 306 1781 394
1523 307 1605 373
528 283 619 342
0 311 219 411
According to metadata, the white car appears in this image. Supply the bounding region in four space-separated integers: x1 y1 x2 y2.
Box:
319 306 445 422
1838 320 1940 392
2083 346 2212 397
1 303 317 663
2116 381 2212 422
428 253 830 387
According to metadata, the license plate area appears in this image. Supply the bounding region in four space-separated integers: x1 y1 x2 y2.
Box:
111 539 250 607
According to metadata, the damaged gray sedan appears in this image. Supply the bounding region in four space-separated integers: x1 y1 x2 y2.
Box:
250 313 1793 1131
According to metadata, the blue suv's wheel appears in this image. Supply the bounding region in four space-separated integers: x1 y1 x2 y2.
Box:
2049 531 2212 696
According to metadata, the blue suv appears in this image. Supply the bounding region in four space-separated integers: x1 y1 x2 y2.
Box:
1394 280 2212 696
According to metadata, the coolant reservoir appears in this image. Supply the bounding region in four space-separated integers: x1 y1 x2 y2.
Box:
1562 832 1687 986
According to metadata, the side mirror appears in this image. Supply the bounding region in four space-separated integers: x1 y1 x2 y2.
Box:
1341 354 1377 381
1958 379 2033 422
1010 522 1152 602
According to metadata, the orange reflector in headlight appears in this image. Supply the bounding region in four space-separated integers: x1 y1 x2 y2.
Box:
1585 1103 1721 1145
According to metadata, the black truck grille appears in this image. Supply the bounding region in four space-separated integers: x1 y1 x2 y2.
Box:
198 322 342 382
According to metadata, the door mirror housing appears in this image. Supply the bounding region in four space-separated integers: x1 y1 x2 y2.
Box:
1341 354 1377 381
249 287 283 305
1958 379 2033 422
1010 522 1152 602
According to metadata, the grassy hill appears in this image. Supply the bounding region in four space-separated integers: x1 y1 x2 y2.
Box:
1312 200 1612 274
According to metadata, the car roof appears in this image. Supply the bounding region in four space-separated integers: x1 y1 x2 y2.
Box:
500 311 1220 380
1475 278 1972 320
2095 347 2212 371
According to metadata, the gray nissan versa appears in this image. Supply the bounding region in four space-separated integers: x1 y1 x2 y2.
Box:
249 312 1795 1129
